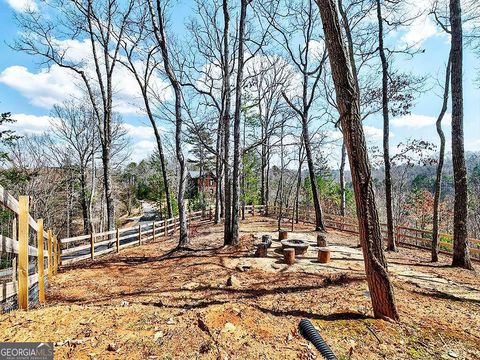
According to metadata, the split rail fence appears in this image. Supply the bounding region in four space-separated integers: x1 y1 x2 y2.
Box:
268 204 480 261
0 186 58 313
60 204 266 265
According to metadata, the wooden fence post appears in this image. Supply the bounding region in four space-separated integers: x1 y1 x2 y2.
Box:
152 221 156 242
47 230 53 280
164 219 168 236
18 196 29 310
116 228 120 253
138 224 142 245
53 236 58 275
252 204 255 217
37 219 45 304
395 226 401 246
90 232 94 260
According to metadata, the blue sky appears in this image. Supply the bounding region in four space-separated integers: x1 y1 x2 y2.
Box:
0 0 479 167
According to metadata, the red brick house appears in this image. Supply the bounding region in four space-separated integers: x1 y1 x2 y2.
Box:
187 170 216 198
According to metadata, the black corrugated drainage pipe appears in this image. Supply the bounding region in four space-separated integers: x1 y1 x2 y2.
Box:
298 319 338 360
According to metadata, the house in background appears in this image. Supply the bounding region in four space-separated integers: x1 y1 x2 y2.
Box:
186 170 216 199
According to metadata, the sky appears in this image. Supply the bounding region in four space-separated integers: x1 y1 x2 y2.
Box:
0 0 479 169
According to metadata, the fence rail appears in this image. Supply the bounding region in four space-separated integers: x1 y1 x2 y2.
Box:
60 204 267 265
268 204 480 261
0 186 58 312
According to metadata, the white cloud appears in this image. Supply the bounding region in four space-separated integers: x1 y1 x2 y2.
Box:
391 113 451 128
364 125 388 140
0 38 171 115
466 139 480 152
325 130 344 142
5 0 37 12
401 16 438 47
7 113 58 135
122 123 164 140
309 39 325 59
0 66 82 109
6 112 159 161
129 140 157 163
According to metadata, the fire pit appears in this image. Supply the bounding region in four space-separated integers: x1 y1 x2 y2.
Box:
281 239 309 255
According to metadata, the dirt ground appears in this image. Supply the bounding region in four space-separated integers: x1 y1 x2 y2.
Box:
1 217 479 360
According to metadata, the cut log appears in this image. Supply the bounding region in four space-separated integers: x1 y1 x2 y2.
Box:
317 234 327 247
318 248 331 264
284 248 295 265
255 243 268 257
279 230 288 241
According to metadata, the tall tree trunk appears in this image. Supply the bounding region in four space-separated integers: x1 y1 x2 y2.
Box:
156 133 172 219
80 167 90 235
302 115 325 231
316 0 399 320
230 0 248 245
295 144 304 224
376 0 395 251
266 142 271 214
215 113 224 223
149 0 188 247
278 122 285 231
144 90 173 219
102 143 115 232
261 124 266 206
450 0 473 269
339 139 346 217
89 155 96 234
125 48 173 219
432 52 451 262
222 0 232 245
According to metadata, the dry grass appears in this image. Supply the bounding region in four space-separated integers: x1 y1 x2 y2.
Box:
1 217 479 359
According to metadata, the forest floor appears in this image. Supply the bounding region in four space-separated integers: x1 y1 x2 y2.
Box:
1 217 479 359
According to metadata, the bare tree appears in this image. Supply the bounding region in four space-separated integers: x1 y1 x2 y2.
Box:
222 0 233 244
51 99 98 234
182 0 229 224
264 0 327 231
376 0 396 251
120 6 173 218
449 0 473 269
432 52 451 262
229 0 249 245
316 0 399 320
14 0 135 233
148 0 189 247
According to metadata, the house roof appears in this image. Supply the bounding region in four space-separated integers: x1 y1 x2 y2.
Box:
189 170 201 178
189 170 214 179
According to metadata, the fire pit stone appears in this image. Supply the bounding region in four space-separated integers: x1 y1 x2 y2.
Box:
281 239 309 255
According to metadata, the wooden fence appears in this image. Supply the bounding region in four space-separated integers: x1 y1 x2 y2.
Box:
268 204 480 261
0 186 58 312
60 204 266 265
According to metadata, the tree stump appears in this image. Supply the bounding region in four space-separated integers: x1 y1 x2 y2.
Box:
284 248 295 265
279 230 288 241
255 243 268 257
317 234 327 247
317 248 331 263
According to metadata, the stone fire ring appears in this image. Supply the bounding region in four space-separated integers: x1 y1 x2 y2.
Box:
281 239 309 255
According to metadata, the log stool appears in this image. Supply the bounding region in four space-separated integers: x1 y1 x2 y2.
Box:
279 229 288 241
284 248 295 265
317 247 331 263
317 234 327 247
255 243 268 257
